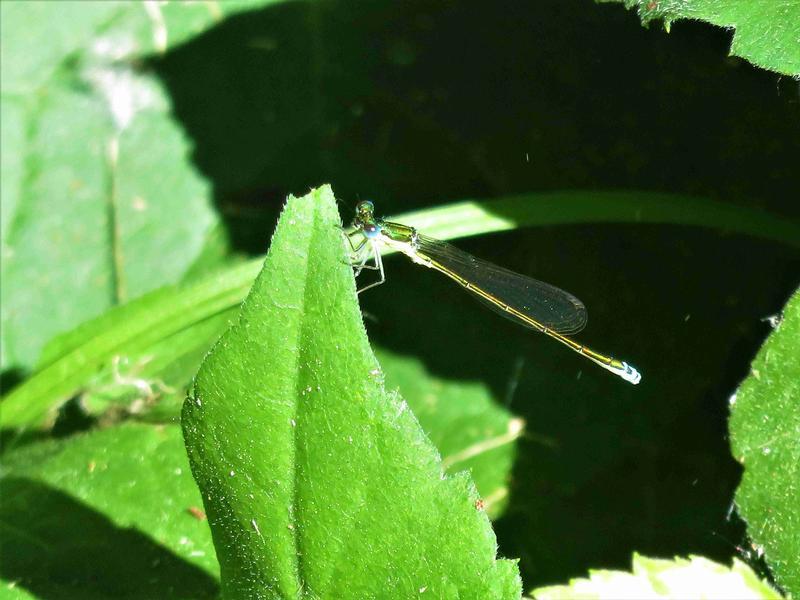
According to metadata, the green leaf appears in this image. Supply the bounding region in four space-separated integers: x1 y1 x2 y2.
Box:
62 342 524 520
0 77 215 370
0 423 218 598
0 2 119 93
96 0 285 63
729 289 800 596
531 553 782 599
182 186 521 598
0 1 278 93
1 53 202 373
0 581 37 599
377 348 523 518
0 0 282 373
599 0 800 76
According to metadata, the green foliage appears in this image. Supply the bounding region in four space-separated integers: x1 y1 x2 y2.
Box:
0 261 255 428
600 0 800 76
2 1 799 597
0 0 273 93
532 554 782 599
0 0 277 372
182 187 521 598
729 290 800 596
377 348 522 519
0 423 218 598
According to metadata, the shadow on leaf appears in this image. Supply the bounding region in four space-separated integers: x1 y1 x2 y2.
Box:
0 477 219 599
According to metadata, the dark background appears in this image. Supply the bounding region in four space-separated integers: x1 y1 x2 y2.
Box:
154 0 799 588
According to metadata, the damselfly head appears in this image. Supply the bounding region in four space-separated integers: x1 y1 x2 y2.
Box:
355 200 375 219
353 200 379 234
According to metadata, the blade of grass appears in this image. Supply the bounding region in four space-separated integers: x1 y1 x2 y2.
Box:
391 191 800 250
1 262 260 428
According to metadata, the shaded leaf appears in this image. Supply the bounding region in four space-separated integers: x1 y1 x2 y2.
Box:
0 423 218 598
729 289 800 596
78 309 236 423
182 186 521 598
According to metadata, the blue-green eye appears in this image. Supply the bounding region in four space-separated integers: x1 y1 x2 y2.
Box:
356 200 374 212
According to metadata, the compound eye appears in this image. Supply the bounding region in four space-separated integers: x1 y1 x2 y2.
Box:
357 200 374 213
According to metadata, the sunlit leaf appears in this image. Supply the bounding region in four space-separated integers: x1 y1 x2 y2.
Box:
182 186 522 597
729 289 800 596
532 553 781 599
599 0 800 76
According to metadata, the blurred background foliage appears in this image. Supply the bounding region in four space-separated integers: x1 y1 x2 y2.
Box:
1 0 799 596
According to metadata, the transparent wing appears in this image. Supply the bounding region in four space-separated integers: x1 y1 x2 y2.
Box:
415 235 587 335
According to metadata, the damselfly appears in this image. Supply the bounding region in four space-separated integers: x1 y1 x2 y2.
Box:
347 201 641 384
